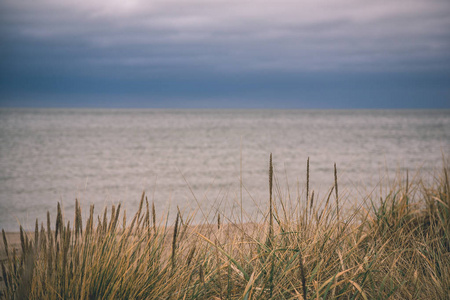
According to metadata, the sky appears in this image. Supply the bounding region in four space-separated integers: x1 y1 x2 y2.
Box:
0 0 449 108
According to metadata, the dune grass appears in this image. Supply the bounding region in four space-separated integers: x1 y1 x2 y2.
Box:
1 156 449 299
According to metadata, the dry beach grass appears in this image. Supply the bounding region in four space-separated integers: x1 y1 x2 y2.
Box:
1 155 449 299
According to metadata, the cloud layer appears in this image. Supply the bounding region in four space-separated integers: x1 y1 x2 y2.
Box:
1 0 449 107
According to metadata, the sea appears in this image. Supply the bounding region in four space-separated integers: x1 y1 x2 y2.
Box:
0 109 449 231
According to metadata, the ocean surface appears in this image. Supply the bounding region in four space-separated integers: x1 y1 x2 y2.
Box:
0 109 449 231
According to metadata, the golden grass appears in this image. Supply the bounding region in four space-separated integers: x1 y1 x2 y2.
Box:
1 156 449 299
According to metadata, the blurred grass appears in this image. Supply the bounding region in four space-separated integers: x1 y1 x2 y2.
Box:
1 155 449 299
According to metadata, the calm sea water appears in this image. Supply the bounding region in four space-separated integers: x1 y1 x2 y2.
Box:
0 109 449 231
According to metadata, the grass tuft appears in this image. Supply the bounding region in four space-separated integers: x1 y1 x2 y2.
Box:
1 157 449 299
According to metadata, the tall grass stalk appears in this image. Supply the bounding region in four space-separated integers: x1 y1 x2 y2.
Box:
334 162 339 226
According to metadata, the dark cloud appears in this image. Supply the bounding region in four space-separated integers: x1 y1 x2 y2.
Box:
1 0 449 107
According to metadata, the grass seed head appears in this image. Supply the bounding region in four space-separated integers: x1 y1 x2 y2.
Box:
2 229 9 259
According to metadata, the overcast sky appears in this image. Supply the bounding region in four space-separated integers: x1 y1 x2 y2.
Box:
1 0 449 108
